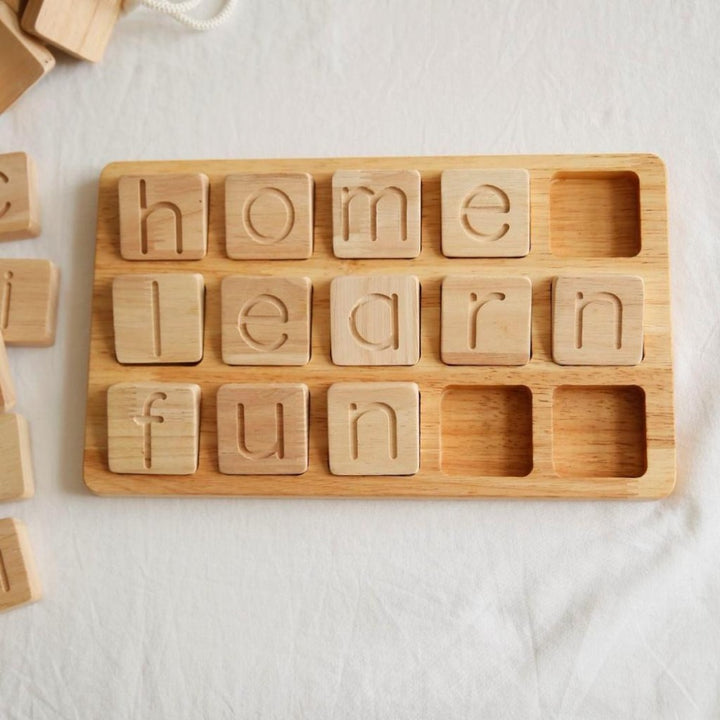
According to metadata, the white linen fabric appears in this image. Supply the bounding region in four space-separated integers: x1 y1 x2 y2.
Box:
0 2 718 717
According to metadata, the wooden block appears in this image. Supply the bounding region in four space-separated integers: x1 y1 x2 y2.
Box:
107 382 201 475
0 518 41 612
441 169 530 257
221 275 311 366
332 170 421 258
0 258 59 346
327 382 419 475
217 383 308 475
3 1 27 13
113 273 204 364
0 152 40 240
330 274 420 366
118 174 209 260
441 275 532 365
0 414 33 500
0 331 16 411
21 0 120 62
552 274 644 365
225 173 313 259
0 4 54 114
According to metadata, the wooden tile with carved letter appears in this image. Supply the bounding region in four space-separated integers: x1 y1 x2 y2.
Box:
441 169 529 257
0 4 54 114
217 383 308 475
332 170 421 258
0 518 41 613
107 382 201 475
0 152 40 240
327 382 419 476
113 273 204 364
21 0 120 62
221 275 311 366
225 173 313 259
118 174 209 260
330 274 420 366
441 275 531 365
0 258 59 346
552 274 644 365
0 414 33 501
0 331 15 412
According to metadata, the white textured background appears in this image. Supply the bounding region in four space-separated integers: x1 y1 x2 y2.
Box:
1 1 719 717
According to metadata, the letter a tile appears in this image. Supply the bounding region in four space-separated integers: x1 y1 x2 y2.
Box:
332 170 421 258
327 382 420 475
118 174 208 260
221 276 311 366
107 383 201 475
552 274 644 365
217 383 309 475
330 275 420 366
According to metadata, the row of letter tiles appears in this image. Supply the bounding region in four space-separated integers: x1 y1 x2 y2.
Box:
112 273 644 367
107 382 419 476
117 169 530 260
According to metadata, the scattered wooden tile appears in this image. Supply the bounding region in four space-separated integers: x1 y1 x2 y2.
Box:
0 414 33 501
0 152 40 240
0 518 41 612
225 173 313 259
0 331 15 411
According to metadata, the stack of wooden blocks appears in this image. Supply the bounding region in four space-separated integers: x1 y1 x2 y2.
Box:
0 0 121 113
0 151 60 612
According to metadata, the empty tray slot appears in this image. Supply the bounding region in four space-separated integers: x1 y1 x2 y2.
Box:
441 386 533 477
552 385 647 477
550 171 641 257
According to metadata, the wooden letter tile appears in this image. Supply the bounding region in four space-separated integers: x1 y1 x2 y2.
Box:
552 274 644 365
0 518 41 612
0 331 15 411
118 174 209 260
225 173 313 259
221 275 311 366
441 275 531 365
22 0 120 62
441 169 530 257
330 275 419 366
113 273 204 364
0 258 59 346
332 170 421 258
0 4 54 114
0 152 40 240
0 414 33 501
217 383 308 475
327 382 419 475
107 382 201 475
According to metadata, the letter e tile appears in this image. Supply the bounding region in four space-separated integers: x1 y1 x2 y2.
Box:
0 518 42 613
217 383 309 475
552 275 644 365
441 275 531 365
327 382 420 475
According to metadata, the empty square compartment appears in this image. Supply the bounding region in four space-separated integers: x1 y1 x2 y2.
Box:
550 171 641 257
552 385 647 478
441 386 533 477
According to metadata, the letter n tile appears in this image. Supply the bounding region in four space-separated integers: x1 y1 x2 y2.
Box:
217 383 309 475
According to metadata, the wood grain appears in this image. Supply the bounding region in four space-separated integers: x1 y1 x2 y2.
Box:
0 414 34 501
0 152 40 240
0 331 16 412
84 154 675 498
0 518 41 612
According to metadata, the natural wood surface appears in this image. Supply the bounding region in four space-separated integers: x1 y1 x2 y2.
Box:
0 331 16 412
441 168 529 257
84 154 675 498
21 0 120 62
0 414 33 501
113 273 204 364
0 4 54 114
0 152 40 240
0 518 41 612
0 258 59 346
2 0 27 14
226 173 313 259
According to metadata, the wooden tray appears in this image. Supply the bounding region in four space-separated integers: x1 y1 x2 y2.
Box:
83 154 675 498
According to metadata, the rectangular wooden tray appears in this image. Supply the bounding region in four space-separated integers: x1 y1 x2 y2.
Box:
83 154 675 497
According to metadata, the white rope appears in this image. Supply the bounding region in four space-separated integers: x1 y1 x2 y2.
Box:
126 0 237 31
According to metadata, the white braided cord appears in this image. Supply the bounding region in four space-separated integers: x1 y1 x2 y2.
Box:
131 0 237 31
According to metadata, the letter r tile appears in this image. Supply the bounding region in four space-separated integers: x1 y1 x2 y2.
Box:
327 382 420 476
221 276 311 366
330 275 420 366
217 383 309 475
